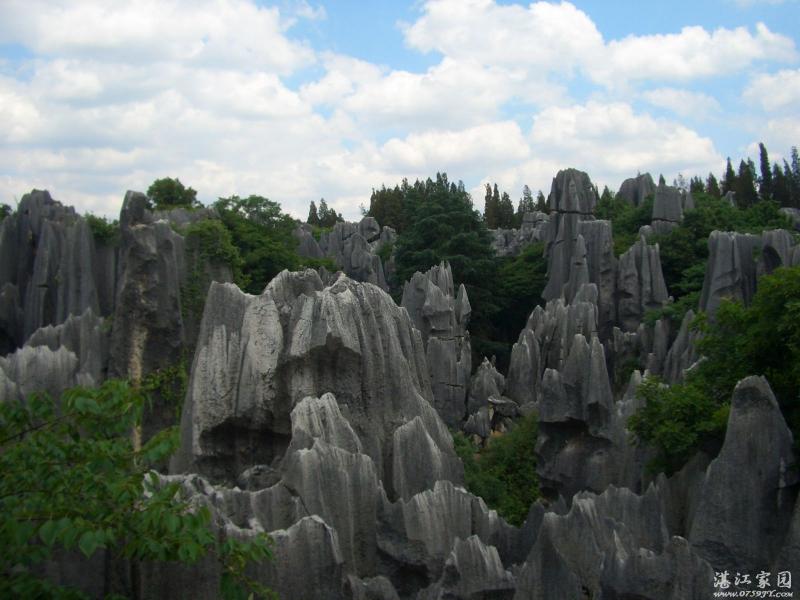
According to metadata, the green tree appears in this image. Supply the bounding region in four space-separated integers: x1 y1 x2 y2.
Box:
632 265 800 474
0 380 274 598
214 195 331 294
736 159 759 208
498 191 515 228
706 172 721 198
452 413 540 526
317 198 343 228
483 183 499 228
367 184 406 232
147 178 200 210
722 159 737 196
773 163 792 207
689 176 705 194
307 201 320 226
535 190 548 213
758 142 773 200
0 203 11 221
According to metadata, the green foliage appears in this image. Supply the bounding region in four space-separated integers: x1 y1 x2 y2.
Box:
85 213 120 245
367 184 406 232
452 414 540 526
376 241 394 264
0 203 11 221
480 242 548 371
628 376 728 476
0 380 273 598
316 198 342 228
631 266 800 474
596 193 654 256
147 177 200 210
652 192 792 314
214 195 303 294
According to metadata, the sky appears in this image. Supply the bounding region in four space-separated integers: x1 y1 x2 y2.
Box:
1 0 799 220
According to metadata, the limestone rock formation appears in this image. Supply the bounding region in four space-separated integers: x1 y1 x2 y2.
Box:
698 229 799 316
490 211 549 257
0 190 105 350
294 217 394 291
689 376 797 573
618 173 656 206
617 235 669 332
651 182 684 234
172 270 462 500
514 486 715 599
401 262 471 427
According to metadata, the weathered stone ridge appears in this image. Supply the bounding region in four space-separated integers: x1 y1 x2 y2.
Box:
401 262 471 428
618 172 656 206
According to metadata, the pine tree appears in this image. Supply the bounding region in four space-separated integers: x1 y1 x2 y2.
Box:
706 173 721 198
758 142 773 200
690 176 705 194
484 183 498 228
307 201 320 226
600 186 614 204
658 174 666 186
722 159 737 196
535 191 548 213
498 191 515 228
772 163 791 207
736 160 759 208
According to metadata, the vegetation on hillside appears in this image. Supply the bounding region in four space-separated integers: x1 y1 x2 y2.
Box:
0 380 274 599
452 413 540 526
630 265 800 475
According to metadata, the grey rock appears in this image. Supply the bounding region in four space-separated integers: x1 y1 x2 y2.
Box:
690 376 797 573
419 535 515 600
662 309 699 383
489 211 550 257
294 224 324 259
401 262 471 427
651 182 684 234
780 207 800 231
514 485 714 599
317 219 390 291
468 357 504 415
617 235 669 332
173 272 461 501
345 575 400 600
698 231 762 316
618 173 656 207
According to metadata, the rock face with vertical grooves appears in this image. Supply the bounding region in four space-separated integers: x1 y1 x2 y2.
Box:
541 169 598 303
618 173 656 206
0 190 105 352
617 235 669 332
172 270 462 500
699 229 799 316
490 211 549 257
514 485 715 600
401 262 471 427
689 376 797 574
295 217 395 291
651 182 684 234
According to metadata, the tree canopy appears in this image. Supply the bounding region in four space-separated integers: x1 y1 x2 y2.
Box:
147 177 200 210
0 380 274 598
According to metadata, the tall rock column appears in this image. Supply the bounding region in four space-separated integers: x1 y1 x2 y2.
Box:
401 262 471 427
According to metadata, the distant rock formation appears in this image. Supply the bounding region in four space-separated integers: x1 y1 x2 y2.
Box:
651 182 685 234
401 262 471 428
294 217 396 291
699 229 800 316
618 173 656 207
490 211 549 257
617 235 669 332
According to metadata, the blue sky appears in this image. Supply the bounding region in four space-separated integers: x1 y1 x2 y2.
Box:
1 0 798 219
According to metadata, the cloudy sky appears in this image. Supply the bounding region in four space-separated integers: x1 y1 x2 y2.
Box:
1 0 799 219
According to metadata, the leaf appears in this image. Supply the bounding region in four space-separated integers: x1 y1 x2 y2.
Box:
78 530 98 558
39 520 58 547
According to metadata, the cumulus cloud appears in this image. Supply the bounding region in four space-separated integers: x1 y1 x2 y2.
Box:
0 0 794 221
743 68 800 111
641 88 722 119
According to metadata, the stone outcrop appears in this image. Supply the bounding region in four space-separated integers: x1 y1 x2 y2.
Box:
295 217 396 291
618 173 656 206
651 182 684 234
514 485 715 599
0 190 107 352
689 376 797 573
699 229 799 316
172 270 462 500
401 262 471 427
617 235 669 332
490 211 549 257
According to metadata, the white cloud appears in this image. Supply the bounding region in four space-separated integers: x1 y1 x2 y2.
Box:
529 101 723 190
743 68 800 111
641 87 722 119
